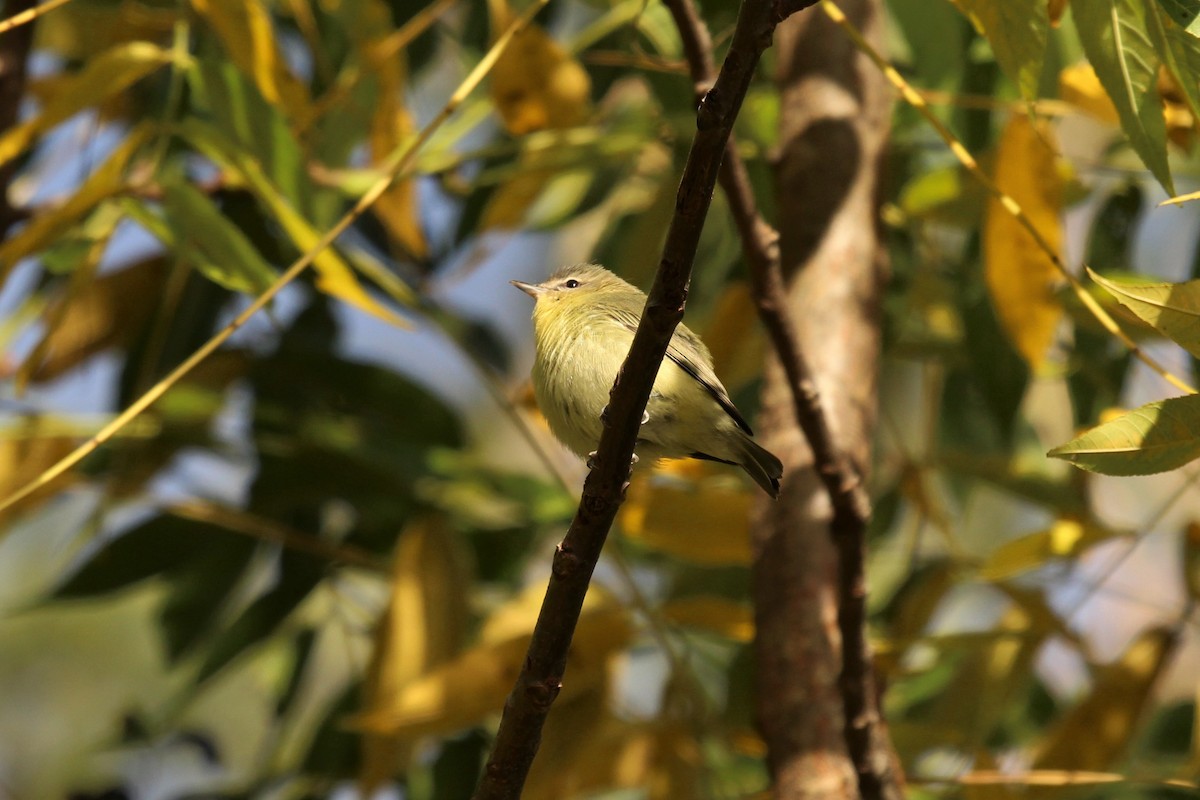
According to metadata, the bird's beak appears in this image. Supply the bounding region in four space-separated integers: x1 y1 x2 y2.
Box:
510 279 544 298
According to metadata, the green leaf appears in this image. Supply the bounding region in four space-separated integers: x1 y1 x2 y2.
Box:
1074 0 1174 194
161 180 278 294
1088 267 1200 357
1154 0 1200 35
951 0 1048 101
175 117 415 323
1047 393 1200 474
979 519 1125 580
1147 3 1200 125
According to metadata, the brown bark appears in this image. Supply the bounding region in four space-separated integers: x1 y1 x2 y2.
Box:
752 2 901 798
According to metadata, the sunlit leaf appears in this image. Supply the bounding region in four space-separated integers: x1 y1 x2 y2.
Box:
177 118 414 325
0 125 154 280
190 0 312 126
489 21 591 134
0 42 174 169
1048 393 1200 474
359 515 470 794
1154 0 1200 35
1060 63 1121 123
1074 0 1174 193
1088 268 1200 357
984 115 1064 371
619 462 753 566
951 0 1048 100
1034 627 1180 769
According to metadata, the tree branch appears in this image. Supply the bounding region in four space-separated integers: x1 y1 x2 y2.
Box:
471 1 816 798
0 0 37 237
662 0 898 797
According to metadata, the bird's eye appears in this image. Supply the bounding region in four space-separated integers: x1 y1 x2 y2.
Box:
564 279 581 289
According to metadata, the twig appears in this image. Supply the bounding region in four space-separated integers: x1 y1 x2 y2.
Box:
471 1 819 798
0 0 37 237
663 0 891 796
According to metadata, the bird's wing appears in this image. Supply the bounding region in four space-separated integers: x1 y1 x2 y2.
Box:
607 301 753 436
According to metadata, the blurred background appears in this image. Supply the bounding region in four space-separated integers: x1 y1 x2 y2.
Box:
0 0 1199 797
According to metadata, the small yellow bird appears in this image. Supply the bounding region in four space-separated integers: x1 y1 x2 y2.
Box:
512 263 783 497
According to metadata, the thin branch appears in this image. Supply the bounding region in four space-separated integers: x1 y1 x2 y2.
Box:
663 0 893 796
471 1 819 798
0 0 70 36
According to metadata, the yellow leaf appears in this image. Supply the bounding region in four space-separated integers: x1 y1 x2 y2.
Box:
346 590 631 739
619 461 753 565
359 515 470 793
0 43 172 169
190 0 312 126
22 259 168 384
984 115 1064 371
0 125 153 280
490 23 591 134
1060 63 1120 124
356 0 427 259
0 420 80 528
979 518 1122 581
36 0 179 60
1035 627 1180 769
704 281 765 396
661 596 754 642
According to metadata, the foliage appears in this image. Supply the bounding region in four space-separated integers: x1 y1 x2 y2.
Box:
0 0 1199 798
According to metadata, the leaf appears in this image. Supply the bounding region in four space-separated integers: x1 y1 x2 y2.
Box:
347 595 631 739
23 259 168 384
1147 7 1200 146
984 115 1064 371
0 421 80 527
489 23 591 134
1048 393 1200 474
1074 0 1174 193
359 515 471 794
1034 627 1180 769
190 0 312 127
0 125 154 281
1154 0 1200 35
661 596 754 643
951 0 1049 100
176 118 414 325
0 42 174 169
619 462 753 566
352 0 428 259
979 518 1125 580
1060 63 1121 123
159 181 278 294
1089 267 1200 357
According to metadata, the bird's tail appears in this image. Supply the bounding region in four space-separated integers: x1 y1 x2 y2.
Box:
736 434 783 499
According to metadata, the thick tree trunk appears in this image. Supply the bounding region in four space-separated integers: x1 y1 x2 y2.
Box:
751 1 898 798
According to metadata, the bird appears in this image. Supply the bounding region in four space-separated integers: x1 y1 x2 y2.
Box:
511 263 783 497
